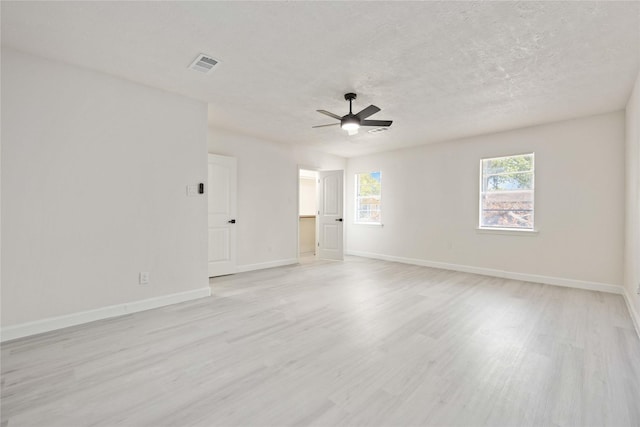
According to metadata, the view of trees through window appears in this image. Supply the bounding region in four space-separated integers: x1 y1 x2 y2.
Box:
356 172 381 223
480 153 534 229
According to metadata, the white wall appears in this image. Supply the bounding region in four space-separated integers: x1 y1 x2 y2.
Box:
208 128 345 268
1 49 209 327
625 70 640 329
346 112 625 288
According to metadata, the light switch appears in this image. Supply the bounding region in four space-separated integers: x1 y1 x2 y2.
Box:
139 272 149 285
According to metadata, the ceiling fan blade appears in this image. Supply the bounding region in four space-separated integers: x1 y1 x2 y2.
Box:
361 120 393 127
317 110 342 120
312 123 340 128
355 105 380 120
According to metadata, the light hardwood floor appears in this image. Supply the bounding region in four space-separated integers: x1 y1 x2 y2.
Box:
2 256 639 426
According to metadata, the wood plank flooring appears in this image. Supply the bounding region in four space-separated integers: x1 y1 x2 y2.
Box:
2 256 639 426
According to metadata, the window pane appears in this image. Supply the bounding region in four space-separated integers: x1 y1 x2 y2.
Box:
356 172 381 223
481 190 533 228
482 154 533 175
480 153 534 230
357 172 381 196
483 172 533 191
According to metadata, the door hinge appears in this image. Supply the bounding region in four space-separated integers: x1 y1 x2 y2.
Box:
318 242 320 247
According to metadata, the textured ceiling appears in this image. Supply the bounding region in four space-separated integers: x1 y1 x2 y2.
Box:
2 1 639 157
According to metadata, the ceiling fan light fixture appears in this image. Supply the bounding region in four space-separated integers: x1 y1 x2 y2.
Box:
341 116 360 131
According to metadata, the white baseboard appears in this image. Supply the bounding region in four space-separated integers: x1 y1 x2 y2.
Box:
346 250 623 295
623 288 640 339
235 258 298 273
0 287 212 343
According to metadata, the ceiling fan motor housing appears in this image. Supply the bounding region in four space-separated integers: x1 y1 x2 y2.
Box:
341 114 360 130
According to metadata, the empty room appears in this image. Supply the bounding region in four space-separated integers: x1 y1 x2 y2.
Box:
1 1 639 426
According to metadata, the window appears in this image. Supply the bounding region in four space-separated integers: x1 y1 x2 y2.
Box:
355 171 381 224
480 153 534 230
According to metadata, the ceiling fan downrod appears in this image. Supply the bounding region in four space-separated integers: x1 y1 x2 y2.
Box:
344 93 357 114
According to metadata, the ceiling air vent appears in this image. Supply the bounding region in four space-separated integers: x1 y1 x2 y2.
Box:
189 54 219 74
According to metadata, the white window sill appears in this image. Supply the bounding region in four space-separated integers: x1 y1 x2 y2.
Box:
476 227 538 236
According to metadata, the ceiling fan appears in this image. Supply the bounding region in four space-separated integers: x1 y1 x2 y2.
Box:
312 93 393 136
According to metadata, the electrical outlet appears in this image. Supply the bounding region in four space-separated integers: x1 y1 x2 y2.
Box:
139 272 150 285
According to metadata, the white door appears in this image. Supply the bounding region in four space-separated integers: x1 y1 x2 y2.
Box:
208 154 237 277
318 170 344 260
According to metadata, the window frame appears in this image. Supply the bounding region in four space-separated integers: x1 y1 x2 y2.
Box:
354 171 382 225
478 152 536 232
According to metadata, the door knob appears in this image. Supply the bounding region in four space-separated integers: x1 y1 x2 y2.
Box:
335 218 343 222
228 219 236 224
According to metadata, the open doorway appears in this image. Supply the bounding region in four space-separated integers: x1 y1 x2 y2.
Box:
299 169 318 258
